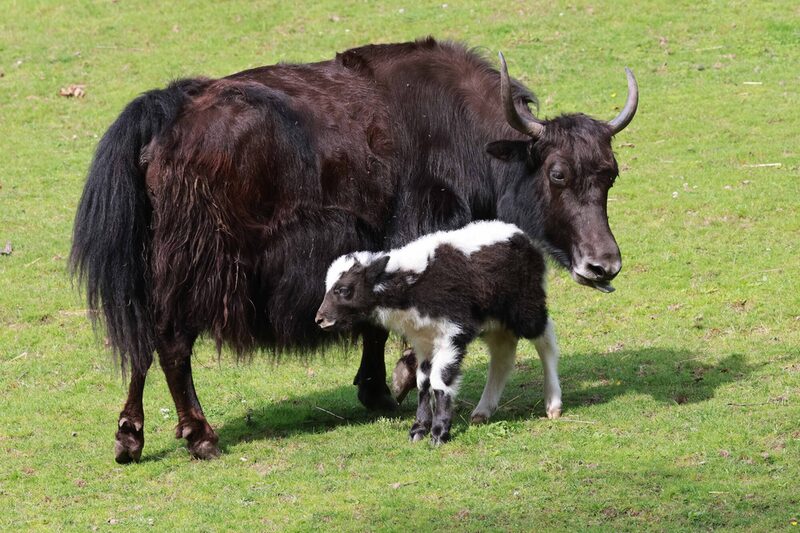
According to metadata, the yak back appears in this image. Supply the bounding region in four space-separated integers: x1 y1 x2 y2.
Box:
338 37 536 245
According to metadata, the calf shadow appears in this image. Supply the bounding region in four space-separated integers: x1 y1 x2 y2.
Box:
215 347 754 451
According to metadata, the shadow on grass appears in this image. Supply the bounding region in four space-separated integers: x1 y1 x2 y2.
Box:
214 347 754 451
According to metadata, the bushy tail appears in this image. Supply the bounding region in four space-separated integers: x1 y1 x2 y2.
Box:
69 79 207 374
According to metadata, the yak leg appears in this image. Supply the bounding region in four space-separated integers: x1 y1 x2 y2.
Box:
157 331 220 459
409 359 433 441
533 319 562 419
354 324 398 411
115 360 152 464
471 328 518 424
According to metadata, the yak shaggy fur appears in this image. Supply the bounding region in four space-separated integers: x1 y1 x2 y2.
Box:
70 36 632 461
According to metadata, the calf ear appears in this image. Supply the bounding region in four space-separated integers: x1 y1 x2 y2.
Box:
486 140 528 162
365 255 391 285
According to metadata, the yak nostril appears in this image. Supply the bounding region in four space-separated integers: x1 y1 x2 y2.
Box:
315 316 324 325
586 263 608 279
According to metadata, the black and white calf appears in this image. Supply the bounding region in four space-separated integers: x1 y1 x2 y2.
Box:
316 221 562 444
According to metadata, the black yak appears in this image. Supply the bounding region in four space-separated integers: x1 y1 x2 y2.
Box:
70 37 637 461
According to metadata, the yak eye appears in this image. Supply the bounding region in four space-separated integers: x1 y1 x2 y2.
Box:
335 286 352 298
549 168 566 185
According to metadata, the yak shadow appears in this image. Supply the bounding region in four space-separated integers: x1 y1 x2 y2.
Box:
215 347 754 450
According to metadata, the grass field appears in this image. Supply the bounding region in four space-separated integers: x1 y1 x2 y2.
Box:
1 0 798 530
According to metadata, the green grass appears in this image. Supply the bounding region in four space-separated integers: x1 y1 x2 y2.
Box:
1 0 799 530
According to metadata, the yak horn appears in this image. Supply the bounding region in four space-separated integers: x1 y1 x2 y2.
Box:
498 52 545 138
607 67 638 134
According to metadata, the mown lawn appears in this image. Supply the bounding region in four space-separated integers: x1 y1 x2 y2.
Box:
1 1 798 530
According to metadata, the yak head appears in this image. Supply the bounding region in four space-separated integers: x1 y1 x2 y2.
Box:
488 53 638 293
316 253 391 332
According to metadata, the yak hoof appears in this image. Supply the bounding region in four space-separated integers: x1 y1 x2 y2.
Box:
189 439 221 460
357 381 399 412
114 417 144 464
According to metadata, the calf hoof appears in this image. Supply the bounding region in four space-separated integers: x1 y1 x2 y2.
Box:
357 381 399 412
430 428 451 446
470 410 491 425
409 423 430 442
546 406 562 420
469 413 489 425
189 439 221 460
114 417 144 464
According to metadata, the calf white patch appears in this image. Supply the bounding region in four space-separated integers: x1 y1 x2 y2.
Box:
325 220 526 292
429 323 464 396
385 220 523 274
373 306 463 396
324 251 384 291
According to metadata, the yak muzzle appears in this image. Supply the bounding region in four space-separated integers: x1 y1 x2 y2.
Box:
571 255 621 293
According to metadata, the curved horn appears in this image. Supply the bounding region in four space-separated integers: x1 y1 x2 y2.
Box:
607 67 638 134
498 52 545 138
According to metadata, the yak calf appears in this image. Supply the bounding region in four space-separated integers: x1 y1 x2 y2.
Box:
316 220 562 444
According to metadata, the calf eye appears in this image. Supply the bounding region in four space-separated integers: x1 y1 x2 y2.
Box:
336 286 352 298
549 168 565 185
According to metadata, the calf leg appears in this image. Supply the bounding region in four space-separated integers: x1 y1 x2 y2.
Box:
533 319 562 419
157 330 220 459
431 389 454 445
429 333 470 445
115 360 152 463
471 328 518 424
409 359 433 441
354 325 398 411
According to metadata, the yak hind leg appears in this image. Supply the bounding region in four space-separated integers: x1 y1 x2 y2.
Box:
115 359 152 464
354 325 398 411
157 330 220 460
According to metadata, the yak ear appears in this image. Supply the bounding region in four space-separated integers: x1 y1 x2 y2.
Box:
365 255 390 285
486 140 528 162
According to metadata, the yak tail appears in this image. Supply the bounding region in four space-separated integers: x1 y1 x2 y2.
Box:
69 79 207 375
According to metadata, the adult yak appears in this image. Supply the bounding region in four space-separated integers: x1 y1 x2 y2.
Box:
71 38 637 462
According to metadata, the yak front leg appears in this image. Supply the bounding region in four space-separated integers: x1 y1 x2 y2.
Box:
115 359 152 463
354 324 398 411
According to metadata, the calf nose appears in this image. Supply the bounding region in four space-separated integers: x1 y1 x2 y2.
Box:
315 313 336 330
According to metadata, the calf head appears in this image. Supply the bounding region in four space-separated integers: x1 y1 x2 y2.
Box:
488 53 638 292
316 254 391 331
